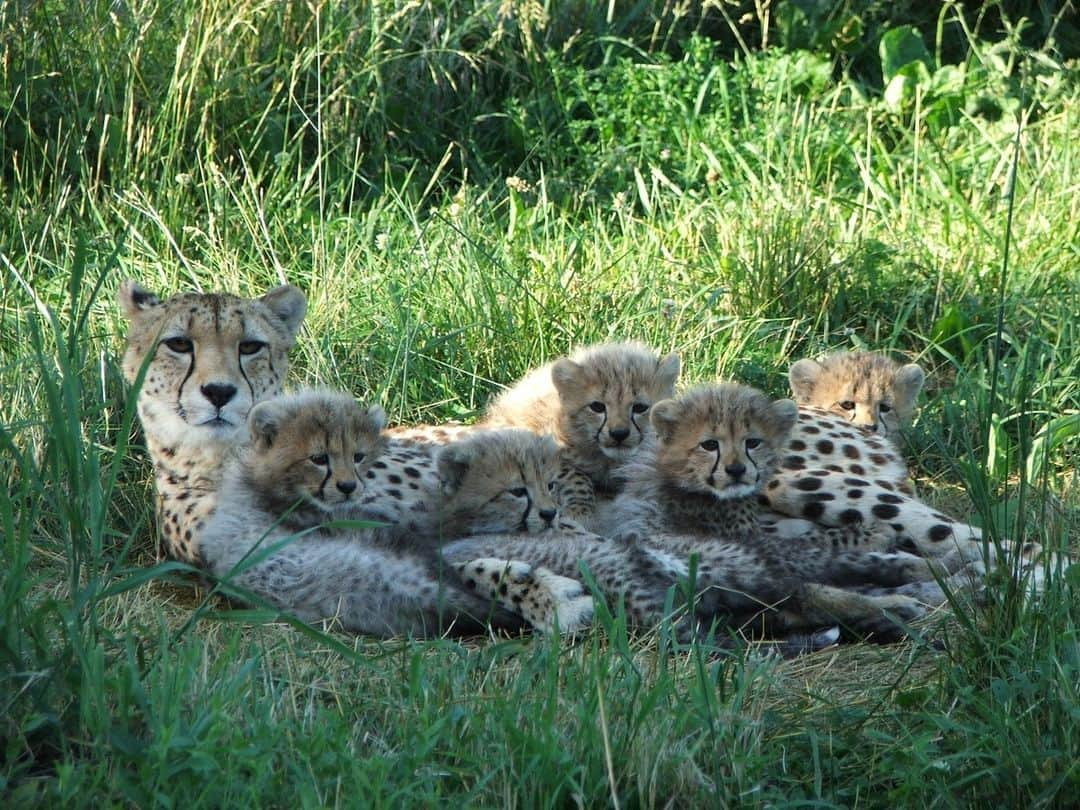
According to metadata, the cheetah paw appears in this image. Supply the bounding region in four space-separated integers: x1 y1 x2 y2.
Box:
529 567 594 635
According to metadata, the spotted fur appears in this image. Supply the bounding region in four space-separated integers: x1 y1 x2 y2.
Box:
119 279 307 563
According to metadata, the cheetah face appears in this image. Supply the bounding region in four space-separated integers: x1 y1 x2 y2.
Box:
437 430 562 535
119 280 307 447
244 390 387 511
649 384 798 500
551 344 680 464
789 352 924 437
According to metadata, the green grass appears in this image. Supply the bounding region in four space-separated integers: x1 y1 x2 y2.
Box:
3 1 1079 805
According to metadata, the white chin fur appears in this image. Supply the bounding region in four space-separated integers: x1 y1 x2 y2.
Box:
712 482 758 500
600 444 634 459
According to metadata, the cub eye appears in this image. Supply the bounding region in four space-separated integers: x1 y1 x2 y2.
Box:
700 439 719 452
163 337 193 354
309 454 329 466
508 487 528 498
631 402 649 414
879 403 892 413
353 452 365 463
839 401 856 411
239 340 266 356
588 402 606 413
745 438 762 450
548 481 557 491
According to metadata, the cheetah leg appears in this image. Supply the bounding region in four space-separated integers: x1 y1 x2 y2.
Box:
555 464 597 522
453 558 594 635
785 583 931 642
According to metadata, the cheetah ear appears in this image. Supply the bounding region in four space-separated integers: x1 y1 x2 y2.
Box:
767 398 799 439
653 352 681 397
649 398 681 443
436 444 474 495
551 358 586 399
788 358 823 402
892 363 925 409
260 284 308 338
363 404 387 434
118 280 161 319
248 400 283 449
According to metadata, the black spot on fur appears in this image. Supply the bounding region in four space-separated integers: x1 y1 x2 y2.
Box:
373 461 387 469
848 489 863 499
870 453 889 465
839 509 863 524
928 524 954 542
783 456 806 470
871 503 900 520
802 502 825 519
807 492 836 501
404 467 421 478
816 439 834 454
875 480 895 491
795 477 823 491
876 493 903 504
844 477 870 487
388 474 402 485
803 425 820 435
850 464 865 475
842 444 860 459
789 439 806 451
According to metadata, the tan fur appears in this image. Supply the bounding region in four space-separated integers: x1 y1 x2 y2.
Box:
239 389 387 529
484 342 680 518
788 351 924 437
448 384 977 644
118 279 307 563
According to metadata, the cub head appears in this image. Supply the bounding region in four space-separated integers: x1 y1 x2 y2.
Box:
436 429 561 535
648 384 798 500
550 342 680 465
788 351 924 437
119 280 307 446
243 389 387 512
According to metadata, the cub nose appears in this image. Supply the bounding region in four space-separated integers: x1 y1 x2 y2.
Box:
336 480 358 495
725 462 746 480
201 383 238 409
609 427 630 443
538 507 557 525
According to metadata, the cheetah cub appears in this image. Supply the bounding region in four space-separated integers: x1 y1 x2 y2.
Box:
764 352 1041 570
235 389 389 534
605 383 981 640
484 341 680 519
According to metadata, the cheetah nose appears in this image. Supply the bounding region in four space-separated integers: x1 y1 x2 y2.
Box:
336 480 358 495
201 383 237 409
609 427 630 443
725 462 746 480
538 507 557 524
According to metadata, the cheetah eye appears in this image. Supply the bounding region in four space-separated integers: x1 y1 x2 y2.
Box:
745 438 762 450
631 403 649 414
879 403 892 413
839 401 856 411
163 337 193 354
239 340 266 356
353 452 365 463
699 439 719 452
309 454 329 466
548 481 557 491
508 487 528 498
588 402 607 414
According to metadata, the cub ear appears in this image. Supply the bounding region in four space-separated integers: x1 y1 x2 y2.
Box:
248 400 283 449
788 358 823 402
767 398 800 439
893 363 926 410
118 280 161 319
551 358 586 399
653 351 681 397
260 284 308 338
436 443 474 495
649 398 681 442
363 404 387 434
